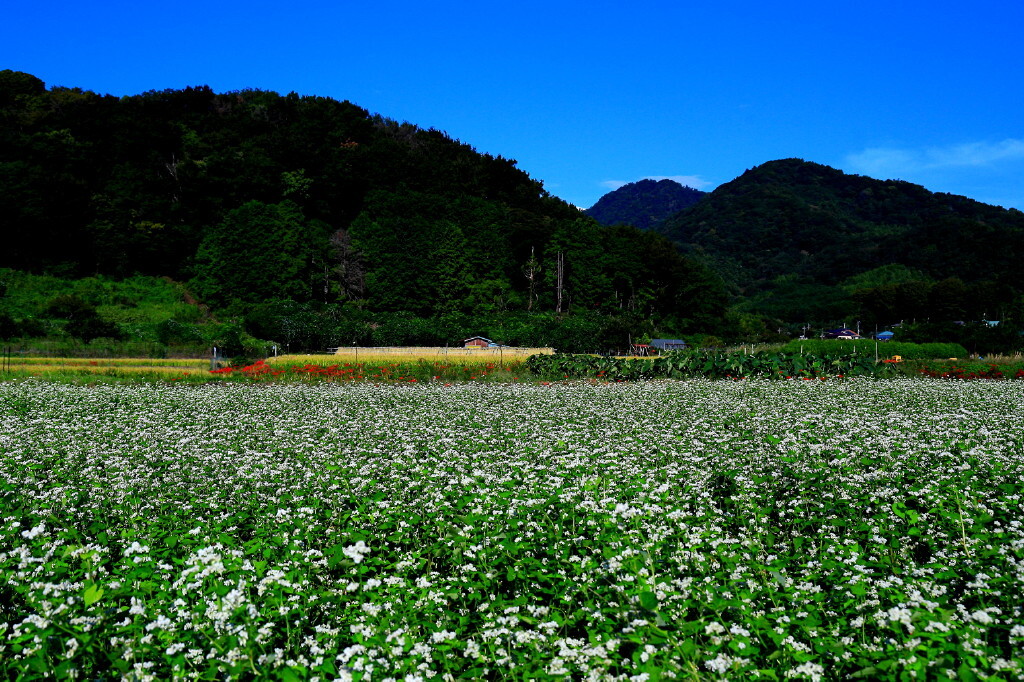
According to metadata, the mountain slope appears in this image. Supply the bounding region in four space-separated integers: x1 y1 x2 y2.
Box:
0 70 727 332
585 178 705 230
658 159 1024 304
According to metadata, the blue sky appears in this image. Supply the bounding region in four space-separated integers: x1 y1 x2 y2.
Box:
4 1 1023 209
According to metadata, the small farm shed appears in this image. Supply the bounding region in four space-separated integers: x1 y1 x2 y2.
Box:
650 339 687 351
875 331 895 341
463 336 496 348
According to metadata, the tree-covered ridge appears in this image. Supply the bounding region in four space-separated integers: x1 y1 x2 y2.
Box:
656 158 1024 324
585 178 706 231
0 70 726 336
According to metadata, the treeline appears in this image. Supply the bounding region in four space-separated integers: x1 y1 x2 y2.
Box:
0 70 727 341
738 266 1023 327
0 267 709 356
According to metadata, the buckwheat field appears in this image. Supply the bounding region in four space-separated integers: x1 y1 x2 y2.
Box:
2 379 1022 681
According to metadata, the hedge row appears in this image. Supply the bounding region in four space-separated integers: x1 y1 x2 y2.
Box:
779 339 968 360
525 350 892 381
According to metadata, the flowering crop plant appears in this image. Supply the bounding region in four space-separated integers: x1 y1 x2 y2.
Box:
1 379 1023 680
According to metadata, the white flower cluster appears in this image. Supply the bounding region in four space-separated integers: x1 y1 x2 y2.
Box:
342 541 371 564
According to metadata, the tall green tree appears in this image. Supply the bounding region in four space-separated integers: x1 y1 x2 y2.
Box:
191 201 321 308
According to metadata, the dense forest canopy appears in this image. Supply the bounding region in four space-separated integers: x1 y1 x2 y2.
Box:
585 178 706 231
0 70 727 352
640 159 1024 330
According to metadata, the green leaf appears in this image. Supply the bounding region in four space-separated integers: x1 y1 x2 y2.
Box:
83 583 104 607
639 590 658 610
848 666 879 678
956 663 978 682
279 667 303 682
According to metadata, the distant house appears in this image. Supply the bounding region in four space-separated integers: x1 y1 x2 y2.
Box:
823 328 862 340
463 336 496 348
650 339 687 351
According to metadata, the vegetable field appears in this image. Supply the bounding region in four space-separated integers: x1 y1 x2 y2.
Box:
1 380 1023 680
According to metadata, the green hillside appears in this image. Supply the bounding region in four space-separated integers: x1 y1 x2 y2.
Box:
0 70 726 353
655 159 1024 327
585 178 706 231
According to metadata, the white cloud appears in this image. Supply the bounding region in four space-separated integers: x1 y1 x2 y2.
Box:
598 175 713 191
846 139 1024 178
843 148 918 178
927 139 1024 167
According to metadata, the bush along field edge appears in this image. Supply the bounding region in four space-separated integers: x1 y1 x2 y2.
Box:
524 349 1024 382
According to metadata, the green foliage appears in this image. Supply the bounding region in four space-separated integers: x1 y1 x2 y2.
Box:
585 178 705 230
1 338 171 358
191 200 324 309
0 73 727 339
237 300 706 355
201 321 266 358
779 339 970 360
0 268 208 349
41 294 122 341
154 319 204 346
0 311 19 340
895 320 1024 355
840 263 929 291
737 275 855 323
912 359 1024 380
42 293 94 320
658 158 1024 322
525 349 890 381
7 380 1021 677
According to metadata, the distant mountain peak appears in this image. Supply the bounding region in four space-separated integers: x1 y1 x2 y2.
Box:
585 178 706 231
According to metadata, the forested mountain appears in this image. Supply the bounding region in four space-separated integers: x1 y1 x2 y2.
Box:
4 71 1021 351
585 178 705 231
0 70 727 350
655 159 1024 326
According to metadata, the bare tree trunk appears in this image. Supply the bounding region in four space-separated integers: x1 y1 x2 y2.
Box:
555 251 564 314
328 229 366 301
523 246 540 312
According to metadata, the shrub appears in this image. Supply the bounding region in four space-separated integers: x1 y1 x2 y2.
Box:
780 339 968 360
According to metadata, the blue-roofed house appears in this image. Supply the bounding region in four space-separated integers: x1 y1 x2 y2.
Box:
650 339 688 351
823 328 862 340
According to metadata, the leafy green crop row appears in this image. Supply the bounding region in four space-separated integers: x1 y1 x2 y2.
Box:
525 350 891 381
778 339 969 360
